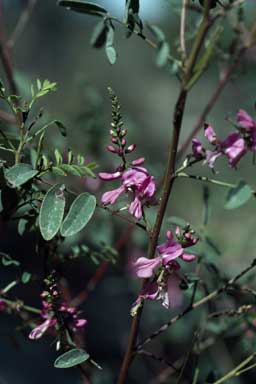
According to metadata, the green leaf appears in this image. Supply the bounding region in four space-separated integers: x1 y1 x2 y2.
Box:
54 121 67 137
224 181 253 210
21 271 31 284
147 24 165 43
61 192 96 236
18 218 29 236
39 183 66 241
59 164 81 176
105 46 117 65
54 149 63 166
90 20 108 48
156 42 170 67
58 1 107 17
1 253 20 267
5 164 38 188
52 166 67 176
54 348 90 369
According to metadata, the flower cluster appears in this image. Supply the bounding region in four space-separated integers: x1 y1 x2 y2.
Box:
29 279 87 340
99 162 156 220
192 109 256 169
131 226 199 315
99 88 156 220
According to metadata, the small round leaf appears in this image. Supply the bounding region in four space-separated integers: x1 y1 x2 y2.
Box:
54 348 90 369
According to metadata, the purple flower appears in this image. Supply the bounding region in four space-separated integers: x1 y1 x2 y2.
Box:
192 124 247 169
132 227 198 313
192 138 205 159
131 272 183 315
99 164 156 220
221 132 247 167
237 109 256 130
236 109 256 151
29 318 57 340
133 256 161 278
29 294 87 340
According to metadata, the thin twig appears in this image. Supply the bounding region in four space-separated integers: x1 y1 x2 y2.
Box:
180 0 188 63
7 0 38 50
177 46 246 159
0 2 19 96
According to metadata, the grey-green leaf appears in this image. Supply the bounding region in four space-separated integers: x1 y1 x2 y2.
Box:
147 24 165 43
54 348 90 369
61 192 96 237
90 20 108 48
5 164 38 188
224 181 253 210
39 184 66 241
21 271 32 284
58 1 107 16
105 46 117 65
156 42 170 67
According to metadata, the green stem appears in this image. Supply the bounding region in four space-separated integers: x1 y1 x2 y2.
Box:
213 353 256 384
1 297 41 314
177 172 237 189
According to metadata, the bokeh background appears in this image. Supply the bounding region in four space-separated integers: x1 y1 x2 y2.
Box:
0 0 256 383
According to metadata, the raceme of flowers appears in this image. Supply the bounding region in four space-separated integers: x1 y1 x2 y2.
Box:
131 226 199 315
99 122 156 220
192 109 256 169
29 289 87 340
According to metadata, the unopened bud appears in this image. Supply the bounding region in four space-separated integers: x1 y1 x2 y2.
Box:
111 137 118 144
125 144 136 153
121 138 126 146
121 129 127 137
106 145 117 153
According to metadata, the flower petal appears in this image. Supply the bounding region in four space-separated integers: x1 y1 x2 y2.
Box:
98 171 122 180
133 256 161 278
237 109 256 130
101 185 125 205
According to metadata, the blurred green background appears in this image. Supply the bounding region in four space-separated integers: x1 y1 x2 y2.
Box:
1 0 256 383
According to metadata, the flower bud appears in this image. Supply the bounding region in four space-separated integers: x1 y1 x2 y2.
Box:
111 137 118 144
125 144 136 153
106 145 117 153
121 129 127 137
121 138 126 146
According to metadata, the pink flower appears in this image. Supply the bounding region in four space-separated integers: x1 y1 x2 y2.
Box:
236 109 256 151
131 273 183 315
29 318 57 340
29 294 87 340
133 256 161 278
221 132 247 167
204 124 217 144
192 124 247 168
132 227 198 313
100 165 156 220
192 138 205 159
237 109 256 130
